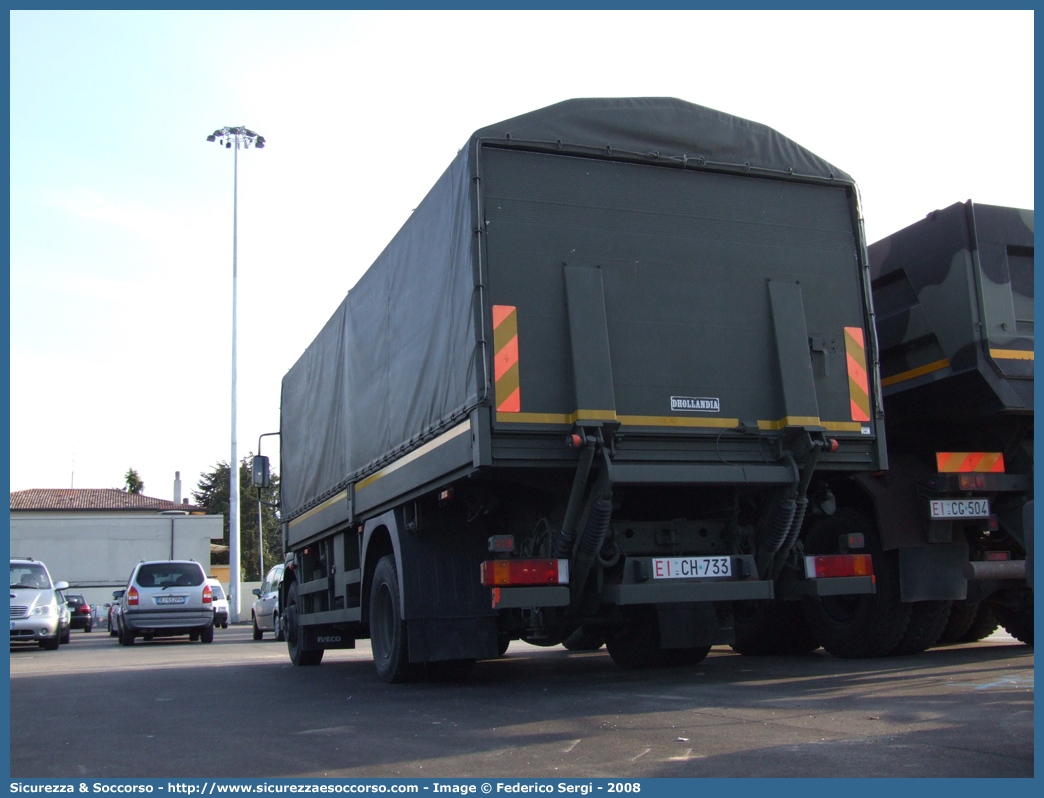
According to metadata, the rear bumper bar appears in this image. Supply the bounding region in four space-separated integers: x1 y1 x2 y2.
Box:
492 579 776 609
124 609 213 630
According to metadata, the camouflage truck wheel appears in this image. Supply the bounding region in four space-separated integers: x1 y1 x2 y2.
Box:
960 603 999 642
993 605 1033 646
562 626 605 652
891 600 952 655
802 509 911 658
938 600 980 644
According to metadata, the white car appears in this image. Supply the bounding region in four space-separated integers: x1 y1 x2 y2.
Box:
207 578 229 628
251 563 285 640
10 558 70 650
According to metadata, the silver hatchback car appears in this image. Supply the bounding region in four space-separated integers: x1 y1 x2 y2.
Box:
10 558 70 650
118 560 215 645
251 563 285 640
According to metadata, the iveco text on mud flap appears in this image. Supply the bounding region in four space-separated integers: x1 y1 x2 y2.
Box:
268 97 886 681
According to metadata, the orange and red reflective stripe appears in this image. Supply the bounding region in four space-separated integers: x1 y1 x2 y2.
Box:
844 326 871 422
936 453 1006 473
492 305 520 413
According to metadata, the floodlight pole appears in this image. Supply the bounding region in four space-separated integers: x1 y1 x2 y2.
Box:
206 126 266 624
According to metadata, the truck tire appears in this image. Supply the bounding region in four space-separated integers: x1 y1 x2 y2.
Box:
496 634 512 657
369 556 413 682
731 601 818 656
663 646 712 666
119 624 135 647
802 509 911 658
200 623 214 644
993 605 1033 646
959 603 999 642
891 600 952 655
937 600 980 644
562 626 605 651
606 607 664 669
286 581 323 666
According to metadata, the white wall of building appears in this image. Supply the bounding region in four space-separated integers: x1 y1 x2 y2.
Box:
10 513 222 615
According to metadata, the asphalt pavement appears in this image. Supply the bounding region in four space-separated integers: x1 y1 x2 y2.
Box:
9 624 1034 779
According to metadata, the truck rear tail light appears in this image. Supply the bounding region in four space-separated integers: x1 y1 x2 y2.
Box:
127 586 138 606
480 559 569 586
804 554 874 579
985 551 1010 561
202 584 213 603
959 473 986 490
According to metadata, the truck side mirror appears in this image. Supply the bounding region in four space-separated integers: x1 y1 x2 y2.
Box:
252 455 270 488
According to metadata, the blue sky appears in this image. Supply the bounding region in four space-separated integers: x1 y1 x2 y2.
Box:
9 10 1034 499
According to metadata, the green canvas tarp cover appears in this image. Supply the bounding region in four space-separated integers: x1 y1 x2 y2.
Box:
280 97 851 520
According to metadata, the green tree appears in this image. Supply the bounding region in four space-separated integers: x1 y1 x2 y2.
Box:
124 468 144 494
192 455 281 582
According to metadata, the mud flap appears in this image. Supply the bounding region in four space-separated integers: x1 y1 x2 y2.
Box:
657 603 734 648
407 616 498 662
899 542 968 601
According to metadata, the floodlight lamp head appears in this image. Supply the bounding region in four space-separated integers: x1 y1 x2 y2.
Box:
206 135 216 142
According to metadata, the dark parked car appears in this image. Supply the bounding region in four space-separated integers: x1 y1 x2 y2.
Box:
65 594 93 632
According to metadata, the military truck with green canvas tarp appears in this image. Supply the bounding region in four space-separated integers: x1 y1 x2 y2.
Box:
864 202 1033 649
267 97 890 681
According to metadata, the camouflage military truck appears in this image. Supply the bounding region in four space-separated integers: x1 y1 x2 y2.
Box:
258 97 892 682
856 202 1033 653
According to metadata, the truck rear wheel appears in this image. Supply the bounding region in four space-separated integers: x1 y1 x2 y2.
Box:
959 603 999 642
663 645 712 666
802 509 910 658
286 581 323 666
993 605 1033 645
891 600 952 655
562 626 605 651
938 600 980 644
370 555 413 683
731 601 818 656
496 634 512 657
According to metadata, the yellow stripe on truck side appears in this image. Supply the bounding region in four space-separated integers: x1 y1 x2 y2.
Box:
990 349 1034 361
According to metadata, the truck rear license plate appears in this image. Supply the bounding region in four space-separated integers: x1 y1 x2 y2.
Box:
929 498 990 519
155 596 187 605
652 557 731 579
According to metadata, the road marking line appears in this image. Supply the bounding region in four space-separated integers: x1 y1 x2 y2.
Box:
665 748 703 761
563 739 581 753
630 748 651 762
294 725 355 735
